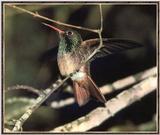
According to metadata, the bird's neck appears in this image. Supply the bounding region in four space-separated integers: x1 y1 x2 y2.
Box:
58 38 80 56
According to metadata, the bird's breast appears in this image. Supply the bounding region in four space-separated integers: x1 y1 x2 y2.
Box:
57 53 81 76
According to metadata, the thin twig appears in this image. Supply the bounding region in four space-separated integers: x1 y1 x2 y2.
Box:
85 4 103 61
83 4 103 63
52 76 157 132
6 85 42 95
6 4 98 33
100 4 103 32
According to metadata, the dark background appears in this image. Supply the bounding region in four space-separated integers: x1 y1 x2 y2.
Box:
4 3 157 131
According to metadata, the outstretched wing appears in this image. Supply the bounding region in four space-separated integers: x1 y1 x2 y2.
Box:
81 38 143 61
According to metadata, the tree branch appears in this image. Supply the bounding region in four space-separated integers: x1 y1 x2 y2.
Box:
6 4 98 33
52 76 157 132
12 76 70 131
6 85 42 95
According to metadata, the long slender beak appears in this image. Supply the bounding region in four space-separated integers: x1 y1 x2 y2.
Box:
42 22 65 34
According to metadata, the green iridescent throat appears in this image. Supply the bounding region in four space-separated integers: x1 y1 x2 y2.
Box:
58 31 82 56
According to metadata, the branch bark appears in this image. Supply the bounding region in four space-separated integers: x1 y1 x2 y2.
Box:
51 75 157 132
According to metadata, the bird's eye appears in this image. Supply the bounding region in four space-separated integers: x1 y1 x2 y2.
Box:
66 31 73 36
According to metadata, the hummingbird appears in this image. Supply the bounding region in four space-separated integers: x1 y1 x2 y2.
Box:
42 23 142 106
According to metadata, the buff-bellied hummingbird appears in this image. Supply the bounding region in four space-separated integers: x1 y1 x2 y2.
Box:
42 23 142 106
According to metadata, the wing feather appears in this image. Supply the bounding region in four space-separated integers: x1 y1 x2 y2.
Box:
40 38 143 63
81 38 143 61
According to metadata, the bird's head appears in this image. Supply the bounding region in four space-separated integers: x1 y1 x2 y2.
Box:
43 23 82 53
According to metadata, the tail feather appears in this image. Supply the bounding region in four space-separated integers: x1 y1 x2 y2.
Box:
73 75 106 106
73 81 90 106
87 76 106 103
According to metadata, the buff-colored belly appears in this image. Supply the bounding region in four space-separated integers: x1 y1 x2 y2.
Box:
58 54 80 76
